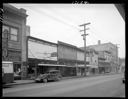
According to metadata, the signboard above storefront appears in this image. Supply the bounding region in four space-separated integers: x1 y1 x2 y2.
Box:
28 38 57 61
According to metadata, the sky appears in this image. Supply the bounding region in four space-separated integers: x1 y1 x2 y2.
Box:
10 4 125 58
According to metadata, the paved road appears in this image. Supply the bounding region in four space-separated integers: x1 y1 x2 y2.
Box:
3 74 125 97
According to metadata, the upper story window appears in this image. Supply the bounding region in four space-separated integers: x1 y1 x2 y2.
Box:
2 25 9 39
2 25 18 41
10 28 18 41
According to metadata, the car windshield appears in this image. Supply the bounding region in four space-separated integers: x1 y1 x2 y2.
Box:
46 70 60 74
37 74 44 78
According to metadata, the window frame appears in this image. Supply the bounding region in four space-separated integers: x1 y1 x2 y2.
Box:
10 27 19 41
2 25 10 39
2 24 19 42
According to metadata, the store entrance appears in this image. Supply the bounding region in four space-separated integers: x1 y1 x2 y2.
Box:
14 63 21 80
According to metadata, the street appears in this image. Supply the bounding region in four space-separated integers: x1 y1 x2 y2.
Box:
3 73 125 97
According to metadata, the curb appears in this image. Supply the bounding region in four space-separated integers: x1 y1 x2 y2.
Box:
3 73 119 87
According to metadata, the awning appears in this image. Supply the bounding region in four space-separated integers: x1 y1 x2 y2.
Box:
38 63 66 67
87 65 98 68
38 64 76 68
77 64 98 68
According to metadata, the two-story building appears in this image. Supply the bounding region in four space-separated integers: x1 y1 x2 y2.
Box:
2 4 28 79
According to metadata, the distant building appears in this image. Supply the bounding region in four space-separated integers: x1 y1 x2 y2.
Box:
2 4 28 79
86 48 99 75
85 40 119 73
78 47 99 75
119 58 125 73
76 48 85 76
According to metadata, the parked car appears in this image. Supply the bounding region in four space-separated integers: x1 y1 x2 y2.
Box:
35 70 62 83
122 72 125 83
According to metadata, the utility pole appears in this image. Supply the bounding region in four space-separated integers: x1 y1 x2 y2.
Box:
79 22 90 76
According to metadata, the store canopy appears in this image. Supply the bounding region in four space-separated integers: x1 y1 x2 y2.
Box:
38 63 66 67
78 64 98 68
38 63 76 68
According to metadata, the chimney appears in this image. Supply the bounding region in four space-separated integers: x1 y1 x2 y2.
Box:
98 40 101 45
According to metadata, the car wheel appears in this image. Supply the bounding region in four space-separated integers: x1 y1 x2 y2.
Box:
57 77 61 81
122 80 125 83
43 79 47 83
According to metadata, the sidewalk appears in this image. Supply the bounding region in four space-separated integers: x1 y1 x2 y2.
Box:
3 72 119 87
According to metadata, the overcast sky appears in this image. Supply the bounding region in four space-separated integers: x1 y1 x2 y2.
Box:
10 4 125 58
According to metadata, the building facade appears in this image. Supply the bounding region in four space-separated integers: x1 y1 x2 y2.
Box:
27 36 58 78
86 48 99 75
57 41 77 77
76 48 85 76
87 40 118 73
2 4 28 79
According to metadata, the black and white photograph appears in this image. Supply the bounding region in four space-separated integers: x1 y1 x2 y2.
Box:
2 3 125 97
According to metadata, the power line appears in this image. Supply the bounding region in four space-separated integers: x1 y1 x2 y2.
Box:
26 7 80 31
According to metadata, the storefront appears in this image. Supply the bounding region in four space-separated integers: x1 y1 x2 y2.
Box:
57 41 77 77
27 36 58 78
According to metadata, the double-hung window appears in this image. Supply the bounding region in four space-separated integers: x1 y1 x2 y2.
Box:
2 25 18 41
10 27 18 41
2 25 9 39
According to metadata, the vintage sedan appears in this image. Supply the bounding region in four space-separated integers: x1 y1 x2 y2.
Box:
122 72 125 83
35 70 62 83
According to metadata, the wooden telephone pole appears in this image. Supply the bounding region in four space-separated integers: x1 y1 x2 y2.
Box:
79 22 90 76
